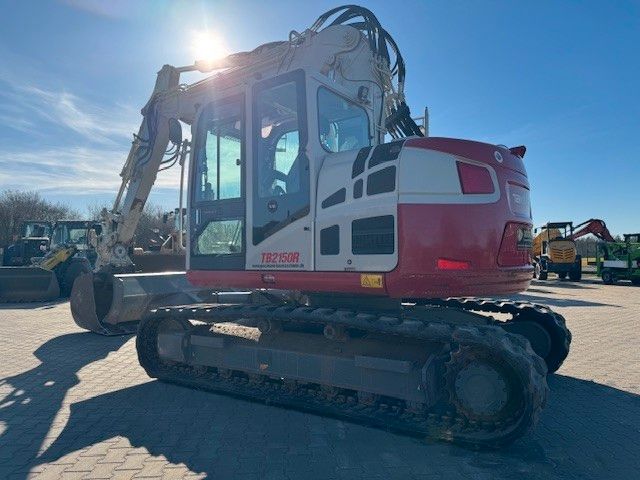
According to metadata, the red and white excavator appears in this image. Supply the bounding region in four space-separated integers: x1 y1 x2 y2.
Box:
71 6 570 447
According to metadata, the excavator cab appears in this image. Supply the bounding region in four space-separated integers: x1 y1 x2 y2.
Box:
187 68 376 275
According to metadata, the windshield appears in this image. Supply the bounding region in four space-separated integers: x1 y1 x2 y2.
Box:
22 222 51 238
52 223 88 246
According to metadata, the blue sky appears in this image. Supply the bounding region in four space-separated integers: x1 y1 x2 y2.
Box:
0 0 638 234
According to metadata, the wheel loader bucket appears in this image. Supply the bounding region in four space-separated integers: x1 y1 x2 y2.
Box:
0 266 60 303
70 271 249 335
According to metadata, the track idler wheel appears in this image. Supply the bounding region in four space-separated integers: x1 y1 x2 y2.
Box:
443 328 548 447
137 314 192 379
502 311 571 373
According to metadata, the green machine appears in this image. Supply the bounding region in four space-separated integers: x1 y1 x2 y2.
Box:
597 233 640 285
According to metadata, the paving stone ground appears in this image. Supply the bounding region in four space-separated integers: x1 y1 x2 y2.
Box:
0 277 638 479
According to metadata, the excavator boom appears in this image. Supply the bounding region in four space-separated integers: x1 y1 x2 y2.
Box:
71 67 210 333
570 218 615 242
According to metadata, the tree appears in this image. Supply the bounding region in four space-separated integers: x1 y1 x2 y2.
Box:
575 237 599 257
0 190 78 247
86 202 176 250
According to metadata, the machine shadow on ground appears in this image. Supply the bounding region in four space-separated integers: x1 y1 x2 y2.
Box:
0 300 68 311
0 333 130 478
532 278 639 290
19 373 640 480
530 279 598 290
510 293 619 308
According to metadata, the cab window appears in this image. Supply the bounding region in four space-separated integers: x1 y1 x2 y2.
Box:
318 87 370 153
256 82 303 198
253 71 309 245
272 130 300 195
194 99 243 202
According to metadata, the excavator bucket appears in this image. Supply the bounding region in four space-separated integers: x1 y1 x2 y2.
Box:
70 271 249 335
0 266 60 303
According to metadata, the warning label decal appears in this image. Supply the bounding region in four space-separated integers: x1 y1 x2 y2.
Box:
360 274 384 289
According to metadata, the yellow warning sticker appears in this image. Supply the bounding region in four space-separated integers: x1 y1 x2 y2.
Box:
360 274 383 289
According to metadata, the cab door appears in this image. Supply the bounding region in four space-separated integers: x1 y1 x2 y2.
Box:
246 70 312 270
190 94 245 270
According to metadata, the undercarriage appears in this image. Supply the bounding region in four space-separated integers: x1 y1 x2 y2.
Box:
137 297 569 447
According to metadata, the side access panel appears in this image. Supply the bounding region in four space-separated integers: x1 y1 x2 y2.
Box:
315 142 403 272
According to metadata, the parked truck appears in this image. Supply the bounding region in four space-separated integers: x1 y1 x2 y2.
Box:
597 233 640 285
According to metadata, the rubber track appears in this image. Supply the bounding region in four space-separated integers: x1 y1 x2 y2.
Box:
137 304 548 448
420 298 571 373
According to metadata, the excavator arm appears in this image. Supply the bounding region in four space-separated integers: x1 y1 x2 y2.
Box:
569 219 615 242
94 65 184 271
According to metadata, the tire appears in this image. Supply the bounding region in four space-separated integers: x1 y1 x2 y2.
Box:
558 272 567 280
631 278 640 286
601 269 616 285
60 258 91 298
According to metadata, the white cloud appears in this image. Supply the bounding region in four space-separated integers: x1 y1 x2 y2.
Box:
0 39 185 211
0 81 139 145
0 146 183 194
0 57 182 197
59 0 136 18
0 113 36 134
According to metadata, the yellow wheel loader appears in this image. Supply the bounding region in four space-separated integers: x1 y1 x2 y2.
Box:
0 220 98 302
0 243 90 302
532 219 614 281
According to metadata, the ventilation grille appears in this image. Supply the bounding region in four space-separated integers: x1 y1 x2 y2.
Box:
352 215 394 255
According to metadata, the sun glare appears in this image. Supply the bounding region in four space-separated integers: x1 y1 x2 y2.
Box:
191 30 229 63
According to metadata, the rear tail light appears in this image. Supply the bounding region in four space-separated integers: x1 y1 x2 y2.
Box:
498 222 532 266
456 161 494 194
437 258 471 270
